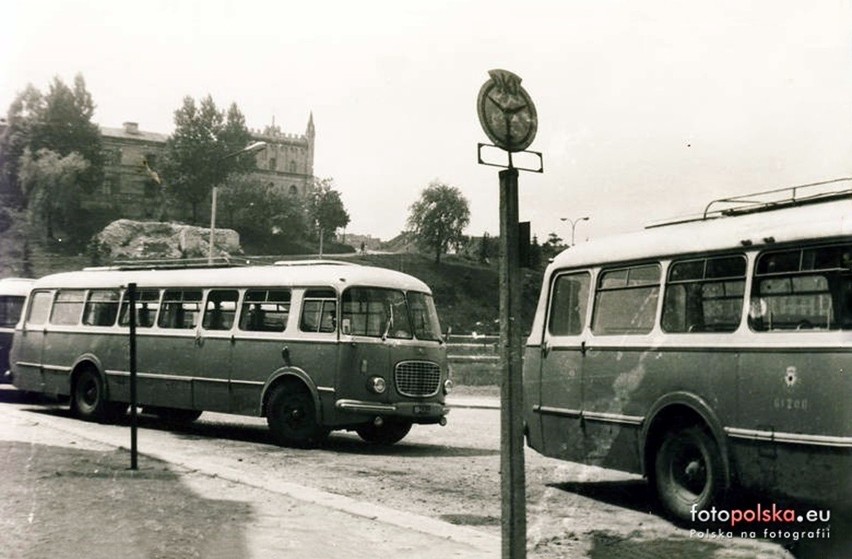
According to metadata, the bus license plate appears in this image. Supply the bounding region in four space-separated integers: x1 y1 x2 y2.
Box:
413 404 433 415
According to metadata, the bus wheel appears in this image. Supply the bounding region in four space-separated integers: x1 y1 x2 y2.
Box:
72 368 109 422
653 424 726 522
356 420 412 445
266 384 326 448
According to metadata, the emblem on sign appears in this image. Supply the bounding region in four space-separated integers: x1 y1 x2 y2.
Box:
476 69 538 152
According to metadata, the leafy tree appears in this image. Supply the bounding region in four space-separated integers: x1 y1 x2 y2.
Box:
478 231 495 264
407 180 470 264
28 75 104 192
309 177 350 242
161 96 253 222
0 84 44 206
18 148 89 240
218 175 308 250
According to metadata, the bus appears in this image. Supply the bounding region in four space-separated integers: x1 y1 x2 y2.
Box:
1 277 33 383
11 261 452 446
523 180 851 521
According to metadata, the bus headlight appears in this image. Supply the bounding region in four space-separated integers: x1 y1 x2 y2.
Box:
443 378 454 395
368 376 386 394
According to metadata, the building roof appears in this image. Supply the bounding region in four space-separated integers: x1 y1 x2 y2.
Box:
101 126 168 144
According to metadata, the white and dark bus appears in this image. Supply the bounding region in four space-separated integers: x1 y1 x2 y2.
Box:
523 181 851 521
11 261 452 446
0 277 33 383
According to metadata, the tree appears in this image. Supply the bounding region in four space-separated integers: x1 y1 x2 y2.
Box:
309 177 350 243
407 180 470 264
161 95 253 222
18 148 89 240
0 84 44 207
1 74 102 208
478 231 495 264
218 175 308 251
29 75 103 192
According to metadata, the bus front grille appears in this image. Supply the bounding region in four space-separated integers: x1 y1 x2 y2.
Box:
394 360 441 397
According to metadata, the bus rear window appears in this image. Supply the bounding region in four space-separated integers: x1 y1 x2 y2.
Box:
548 272 590 336
0 296 25 327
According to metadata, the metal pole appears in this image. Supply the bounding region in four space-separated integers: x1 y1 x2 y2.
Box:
499 167 526 559
128 282 138 470
208 185 218 264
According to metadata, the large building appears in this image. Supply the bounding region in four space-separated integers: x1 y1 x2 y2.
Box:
91 115 316 221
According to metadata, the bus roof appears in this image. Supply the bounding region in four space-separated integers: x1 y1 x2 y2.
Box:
0 277 35 296
549 196 851 271
29 262 433 293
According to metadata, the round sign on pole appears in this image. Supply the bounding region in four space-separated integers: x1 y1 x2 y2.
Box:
477 69 538 153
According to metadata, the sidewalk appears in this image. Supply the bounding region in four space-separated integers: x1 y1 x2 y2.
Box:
0 397 499 559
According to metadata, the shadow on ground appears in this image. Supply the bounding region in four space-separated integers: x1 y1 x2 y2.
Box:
0 440 252 559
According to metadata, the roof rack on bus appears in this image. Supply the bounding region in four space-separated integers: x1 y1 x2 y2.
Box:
83 256 250 272
647 177 852 229
273 259 357 267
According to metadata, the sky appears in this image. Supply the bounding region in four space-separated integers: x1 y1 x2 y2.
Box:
3 0 852 243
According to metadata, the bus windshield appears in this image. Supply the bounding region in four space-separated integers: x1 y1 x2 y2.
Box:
341 287 442 341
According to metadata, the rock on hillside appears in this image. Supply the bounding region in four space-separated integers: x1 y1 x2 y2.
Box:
91 220 241 261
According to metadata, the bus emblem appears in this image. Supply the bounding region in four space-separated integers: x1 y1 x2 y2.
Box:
784 366 798 388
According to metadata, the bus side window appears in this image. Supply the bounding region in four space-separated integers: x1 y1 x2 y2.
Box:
203 290 238 331
158 289 202 329
662 255 745 333
750 244 850 331
119 289 161 328
83 289 121 327
592 264 660 335
300 289 337 333
26 291 53 326
239 289 291 332
50 290 86 326
548 272 590 336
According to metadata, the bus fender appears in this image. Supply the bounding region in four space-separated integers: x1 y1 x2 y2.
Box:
640 390 732 487
259 367 323 424
69 354 109 397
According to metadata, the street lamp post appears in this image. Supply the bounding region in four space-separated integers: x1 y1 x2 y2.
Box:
560 216 589 246
209 141 267 264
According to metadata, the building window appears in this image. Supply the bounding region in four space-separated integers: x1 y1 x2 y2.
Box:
268 157 277 171
289 185 298 197
289 160 297 173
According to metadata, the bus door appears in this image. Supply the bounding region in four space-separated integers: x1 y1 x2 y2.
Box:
138 288 200 409
538 271 591 461
194 289 239 412
582 264 660 470
14 290 53 392
287 288 339 416
230 288 293 415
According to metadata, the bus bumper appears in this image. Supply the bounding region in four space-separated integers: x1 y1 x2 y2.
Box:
335 399 449 424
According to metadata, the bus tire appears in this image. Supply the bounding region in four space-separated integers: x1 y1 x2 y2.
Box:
356 420 412 445
266 384 326 448
72 367 110 422
653 424 726 522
